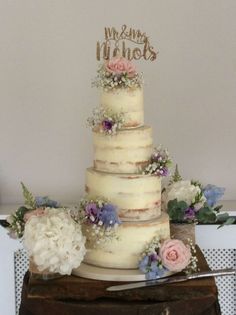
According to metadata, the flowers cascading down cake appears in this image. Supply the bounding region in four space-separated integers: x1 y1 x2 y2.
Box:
81 57 172 270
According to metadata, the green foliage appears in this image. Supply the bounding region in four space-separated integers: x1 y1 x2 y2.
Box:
195 206 216 223
21 182 36 209
216 213 235 229
167 199 187 222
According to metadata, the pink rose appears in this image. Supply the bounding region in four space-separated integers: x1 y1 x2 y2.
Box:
159 239 191 272
24 208 45 222
105 57 136 78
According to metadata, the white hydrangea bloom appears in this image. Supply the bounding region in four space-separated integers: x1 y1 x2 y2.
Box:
23 208 86 275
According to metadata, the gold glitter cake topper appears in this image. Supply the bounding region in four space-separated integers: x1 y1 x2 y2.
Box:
96 25 158 61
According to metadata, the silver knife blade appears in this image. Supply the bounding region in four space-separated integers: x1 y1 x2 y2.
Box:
106 268 236 292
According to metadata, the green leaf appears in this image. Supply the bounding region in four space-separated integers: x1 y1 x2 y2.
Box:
20 182 36 209
196 207 216 223
167 199 187 222
216 212 229 222
15 206 30 221
217 217 235 229
214 205 223 213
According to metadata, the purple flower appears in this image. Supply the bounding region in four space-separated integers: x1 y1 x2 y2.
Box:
150 252 159 262
99 203 121 227
203 184 225 207
184 207 196 220
85 203 101 223
102 120 113 131
158 167 168 177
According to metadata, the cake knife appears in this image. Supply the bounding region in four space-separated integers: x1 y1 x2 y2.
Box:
106 268 236 291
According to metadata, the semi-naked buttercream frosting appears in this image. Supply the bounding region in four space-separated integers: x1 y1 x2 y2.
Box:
93 125 153 174
84 212 170 269
85 167 161 221
100 87 144 128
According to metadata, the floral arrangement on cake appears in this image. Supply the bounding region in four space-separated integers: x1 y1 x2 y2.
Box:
163 166 234 227
139 237 197 280
77 197 121 246
143 146 172 177
6 183 86 275
92 56 143 91
87 106 125 135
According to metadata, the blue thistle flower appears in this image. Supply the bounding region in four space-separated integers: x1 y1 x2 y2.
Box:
203 185 225 207
99 203 121 227
35 196 60 208
139 255 149 273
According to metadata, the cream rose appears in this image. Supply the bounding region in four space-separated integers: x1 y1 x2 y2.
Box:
105 57 136 77
160 239 191 272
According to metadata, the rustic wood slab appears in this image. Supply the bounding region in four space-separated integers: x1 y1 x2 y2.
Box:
19 246 221 315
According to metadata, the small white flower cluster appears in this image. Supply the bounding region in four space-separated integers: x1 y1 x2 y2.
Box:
83 223 119 248
78 197 120 247
92 65 143 91
23 208 86 275
185 238 198 275
141 236 161 257
143 146 172 176
87 107 125 135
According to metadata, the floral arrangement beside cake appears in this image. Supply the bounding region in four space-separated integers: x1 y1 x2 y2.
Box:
163 165 235 243
6 183 86 277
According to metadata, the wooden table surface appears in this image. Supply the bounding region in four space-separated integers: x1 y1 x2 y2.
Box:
19 246 221 315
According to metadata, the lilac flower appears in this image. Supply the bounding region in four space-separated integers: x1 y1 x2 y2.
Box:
35 196 60 208
203 185 225 207
184 207 196 220
99 203 121 227
150 252 159 262
102 120 113 131
85 203 101 223
157 167 169 177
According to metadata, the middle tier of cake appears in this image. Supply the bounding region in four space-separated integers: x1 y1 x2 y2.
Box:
85 167 161 221
93 125 153 174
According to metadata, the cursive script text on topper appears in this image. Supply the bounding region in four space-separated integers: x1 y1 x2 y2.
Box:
96 25 158 61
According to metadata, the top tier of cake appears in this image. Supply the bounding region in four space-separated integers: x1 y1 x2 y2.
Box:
100 87 144 128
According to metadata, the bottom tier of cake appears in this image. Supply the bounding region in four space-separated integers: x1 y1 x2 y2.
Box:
84 212 170 269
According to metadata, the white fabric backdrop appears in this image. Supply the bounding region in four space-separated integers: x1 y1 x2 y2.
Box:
0 0 235 203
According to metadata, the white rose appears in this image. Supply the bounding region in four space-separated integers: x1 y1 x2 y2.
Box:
164 180 201 209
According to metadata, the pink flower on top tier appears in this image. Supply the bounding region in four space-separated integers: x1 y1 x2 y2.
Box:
105 57 136 78
24 208 45 222
159 239 191 272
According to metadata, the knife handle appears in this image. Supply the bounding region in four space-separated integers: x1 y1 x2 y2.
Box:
188 268 236 280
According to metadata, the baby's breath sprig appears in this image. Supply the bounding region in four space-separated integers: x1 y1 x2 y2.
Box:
87 107 125 135
143 145 172 177
77 196 121 247
185 238 199 275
